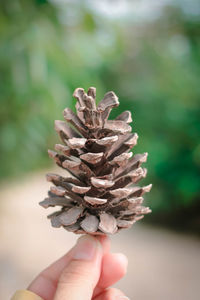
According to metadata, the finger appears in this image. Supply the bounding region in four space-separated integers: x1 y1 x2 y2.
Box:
94 252 128 297
53 235 103 300
94 287 129 300
28 235 107 300
99 253 127 288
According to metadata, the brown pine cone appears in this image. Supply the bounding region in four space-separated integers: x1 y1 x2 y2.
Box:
39 87 152 235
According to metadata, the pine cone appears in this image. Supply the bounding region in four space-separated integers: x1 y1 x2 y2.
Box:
40 87 152 235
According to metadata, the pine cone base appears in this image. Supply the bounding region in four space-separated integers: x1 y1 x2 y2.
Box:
40 87 152 235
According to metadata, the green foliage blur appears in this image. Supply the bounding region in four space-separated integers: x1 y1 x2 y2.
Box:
0 0 200 230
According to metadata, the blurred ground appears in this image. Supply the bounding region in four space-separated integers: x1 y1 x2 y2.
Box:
0 170 200 300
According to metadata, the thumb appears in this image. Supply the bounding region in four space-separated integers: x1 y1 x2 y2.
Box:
53 235 103 300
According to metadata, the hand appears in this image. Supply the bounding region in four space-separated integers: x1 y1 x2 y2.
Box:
28 235 129 300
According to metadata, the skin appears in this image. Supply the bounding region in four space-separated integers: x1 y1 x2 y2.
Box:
28 235 129 300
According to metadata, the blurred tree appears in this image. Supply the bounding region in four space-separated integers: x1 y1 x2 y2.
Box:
0 0 122 178
101 4 200 230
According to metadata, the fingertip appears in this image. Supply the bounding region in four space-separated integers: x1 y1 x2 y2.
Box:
96 252 128 291
112 253 128 275
103 252 128 279
72 234 103 261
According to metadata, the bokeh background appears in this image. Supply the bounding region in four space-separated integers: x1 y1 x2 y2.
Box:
0 0 200 299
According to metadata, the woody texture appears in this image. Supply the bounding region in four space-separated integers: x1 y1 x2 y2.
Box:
40 87 152 235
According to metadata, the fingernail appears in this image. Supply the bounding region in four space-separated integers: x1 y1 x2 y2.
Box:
72 235 101 261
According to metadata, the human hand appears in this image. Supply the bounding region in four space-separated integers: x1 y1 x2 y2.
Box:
28 235 129 300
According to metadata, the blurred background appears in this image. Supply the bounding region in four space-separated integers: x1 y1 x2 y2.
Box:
0 0 200 299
